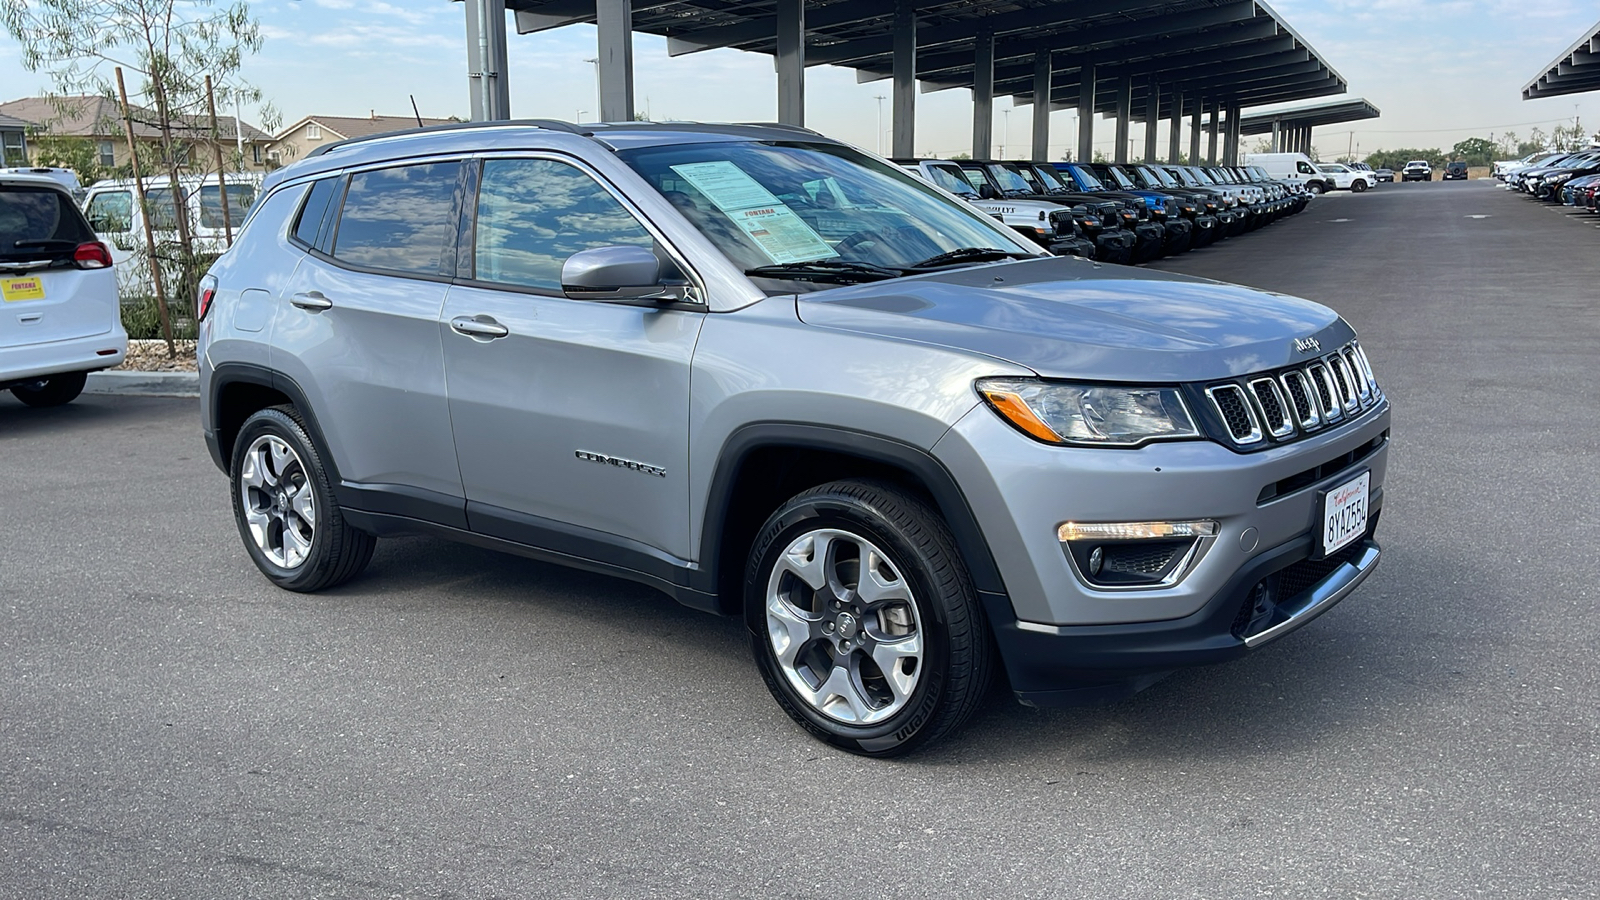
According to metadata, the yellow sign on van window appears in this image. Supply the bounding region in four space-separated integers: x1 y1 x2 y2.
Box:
2 276 46 302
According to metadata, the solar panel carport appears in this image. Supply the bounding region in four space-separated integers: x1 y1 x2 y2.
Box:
464 0 1349 165
1236 97 1380 155
1522 16 1600 101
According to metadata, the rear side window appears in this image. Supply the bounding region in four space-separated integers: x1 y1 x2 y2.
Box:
472 158 653 292
332 162 460 276
292 177 340 249
0 185 95 262
85 190 132 233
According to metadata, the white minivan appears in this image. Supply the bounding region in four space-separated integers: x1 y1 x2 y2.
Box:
82 174 259 296
1 171 126 406
1241 152 1333 195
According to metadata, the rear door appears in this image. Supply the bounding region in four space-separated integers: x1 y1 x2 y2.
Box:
1 181 116 349
440 154 705 562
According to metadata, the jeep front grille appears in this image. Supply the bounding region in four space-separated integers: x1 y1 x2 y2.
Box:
1204 342 1382 447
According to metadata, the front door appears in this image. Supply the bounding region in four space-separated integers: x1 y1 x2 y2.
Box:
441 156 705 564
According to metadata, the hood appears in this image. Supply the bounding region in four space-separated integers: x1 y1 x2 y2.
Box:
795 257 1349 382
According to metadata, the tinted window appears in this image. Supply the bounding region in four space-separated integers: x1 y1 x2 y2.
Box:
0 185 95 261
197 184 257 229
292 178 340 248
473 158 654 292
85 190 132 232
333 162 460 275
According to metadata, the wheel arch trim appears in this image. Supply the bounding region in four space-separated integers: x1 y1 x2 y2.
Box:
696 422 1009 614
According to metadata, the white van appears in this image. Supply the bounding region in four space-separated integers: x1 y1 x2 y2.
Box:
81 174 260 295
1241 152 1333 195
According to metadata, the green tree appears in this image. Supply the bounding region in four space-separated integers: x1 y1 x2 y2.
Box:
1363 148 1445 170
5 0 272 350
1450 137 1497 166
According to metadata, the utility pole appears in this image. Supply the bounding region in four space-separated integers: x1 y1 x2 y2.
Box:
1002 108 1011 159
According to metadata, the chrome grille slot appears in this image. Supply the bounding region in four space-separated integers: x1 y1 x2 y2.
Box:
1341 348 1371 401
1248 378 1294 439
1279 370 1320 430
1327 354 1360 412
1306 363 1343 422
1206 384 1262 444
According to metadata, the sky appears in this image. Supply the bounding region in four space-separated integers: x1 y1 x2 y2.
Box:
1 0 1597 163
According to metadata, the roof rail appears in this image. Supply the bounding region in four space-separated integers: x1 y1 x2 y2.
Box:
738 121 824 137
306 118 592 158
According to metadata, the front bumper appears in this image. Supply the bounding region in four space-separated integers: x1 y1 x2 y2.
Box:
933 398 1390 705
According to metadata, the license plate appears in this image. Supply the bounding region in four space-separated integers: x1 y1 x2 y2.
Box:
2 276 46 302
1320 470 1370 557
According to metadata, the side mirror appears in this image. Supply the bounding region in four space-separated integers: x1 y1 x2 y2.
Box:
561 245 694 303
977 183 1001 200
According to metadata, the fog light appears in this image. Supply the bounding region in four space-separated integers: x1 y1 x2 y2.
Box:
1058 520 1217 542
1087 546 1104 576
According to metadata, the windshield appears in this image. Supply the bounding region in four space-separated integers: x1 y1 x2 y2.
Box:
922 163 978 197
980 164 1034 193
1065 164 1105 190
1318 165 1347 173
1030 165 1067 191
1189 168 1219 185
1101 166 1135 190
144 183 257 230
617 140 1037 292
1141 166 1179 188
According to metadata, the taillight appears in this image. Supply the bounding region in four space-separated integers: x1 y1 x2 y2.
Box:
74 241 113 269
198 274 218 321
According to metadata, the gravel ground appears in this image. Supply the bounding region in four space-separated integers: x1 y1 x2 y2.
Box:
115 338 199 371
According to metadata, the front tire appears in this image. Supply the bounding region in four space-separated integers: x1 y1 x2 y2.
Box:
1306 182 1324 195
230 406 375 592
746 480 993 757
1351 179 1368 193
10 371 87 407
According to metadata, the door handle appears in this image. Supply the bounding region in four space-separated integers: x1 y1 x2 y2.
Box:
290 291 333 311
450 315 509 339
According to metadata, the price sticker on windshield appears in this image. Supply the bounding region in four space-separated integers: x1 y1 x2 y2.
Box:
669 161 837 264
2 276 46 302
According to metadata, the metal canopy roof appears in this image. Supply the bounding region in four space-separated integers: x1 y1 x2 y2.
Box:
1522 17 1600 100
507 0 1347 115
1236 97 1379 134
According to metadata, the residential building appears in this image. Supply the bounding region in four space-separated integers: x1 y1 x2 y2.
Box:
269 113 460 166
1 113 27 166
0 95 274 173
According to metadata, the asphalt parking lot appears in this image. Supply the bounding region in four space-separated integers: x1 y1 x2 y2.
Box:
2 179 1596 899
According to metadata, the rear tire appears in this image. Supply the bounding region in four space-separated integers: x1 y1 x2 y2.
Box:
746 479 993 757
10 371 87 407
230 406 376 592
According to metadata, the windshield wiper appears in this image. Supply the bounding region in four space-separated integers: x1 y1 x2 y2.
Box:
744 260 902 284
906 247 1032 269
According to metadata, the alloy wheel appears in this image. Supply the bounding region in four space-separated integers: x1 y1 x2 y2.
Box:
239 434 316 569
764 528 924 725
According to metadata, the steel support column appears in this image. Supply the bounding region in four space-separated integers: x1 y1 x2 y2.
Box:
892 0 916 158
596 0 634 121
1189 100 1201 164
1113 72 1132 163
1206 102 1218 164
1228 106 1242 164
1076 61 1096 163
1143 77 1159 162
776 0 805 126
1031 54 1051 161
464 0 510 121
1168 91 1183 163
972 29 994 159
1270 117 1281 152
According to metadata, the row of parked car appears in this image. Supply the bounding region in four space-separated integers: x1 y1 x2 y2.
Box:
897 159 1314 265
1494 147 1600 210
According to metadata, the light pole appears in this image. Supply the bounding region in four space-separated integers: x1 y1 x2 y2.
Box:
1002 108 1011 159
584 57 599 121
577 109 588 123
874 95 886 155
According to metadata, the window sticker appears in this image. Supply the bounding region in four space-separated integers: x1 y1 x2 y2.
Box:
669 161 837 264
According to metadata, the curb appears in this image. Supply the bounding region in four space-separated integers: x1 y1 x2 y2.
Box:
86 369 200 398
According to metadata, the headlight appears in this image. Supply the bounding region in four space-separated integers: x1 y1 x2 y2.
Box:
976 378 1201 447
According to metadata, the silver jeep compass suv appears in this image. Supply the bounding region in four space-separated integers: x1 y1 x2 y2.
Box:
199 121 1389 756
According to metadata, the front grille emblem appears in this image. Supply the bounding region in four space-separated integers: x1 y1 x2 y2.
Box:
1294 336 1321 354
